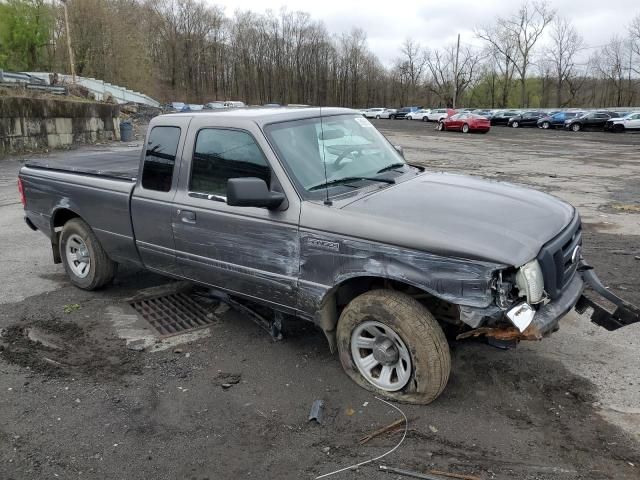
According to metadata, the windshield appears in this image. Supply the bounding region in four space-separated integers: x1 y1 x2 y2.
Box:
265 114 406 197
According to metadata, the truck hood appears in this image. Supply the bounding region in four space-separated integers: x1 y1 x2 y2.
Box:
340 172 575 266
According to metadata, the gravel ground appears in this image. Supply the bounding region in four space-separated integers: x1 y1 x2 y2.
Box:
0 121 638 480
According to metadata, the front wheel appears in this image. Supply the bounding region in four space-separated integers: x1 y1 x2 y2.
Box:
60 218 117 290
462 123 470 133
541 121 550 129
572 123 581 132
389 115 395 120
511 121 519 128
421 116 428 122
437 121 445 131
336 290 450 404
375 115 380 119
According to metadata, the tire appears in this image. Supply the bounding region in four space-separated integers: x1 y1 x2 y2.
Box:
421 116 428 122
390 115 396 120
336 290 450 404
59 218 117 290
437 121 445 131
541 121 550 129
614 124 624 133
511 121 519 128
375 115 380 119
572 123 581 132
462 123 470 133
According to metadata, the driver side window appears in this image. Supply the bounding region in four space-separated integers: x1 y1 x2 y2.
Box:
190 129 271 196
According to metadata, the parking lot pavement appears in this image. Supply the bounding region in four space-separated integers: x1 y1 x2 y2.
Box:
1 126 639 479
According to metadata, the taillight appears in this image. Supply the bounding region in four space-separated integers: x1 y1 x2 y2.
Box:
17 178 26 207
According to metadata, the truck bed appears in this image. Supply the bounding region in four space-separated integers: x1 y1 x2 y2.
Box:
24 145 141 181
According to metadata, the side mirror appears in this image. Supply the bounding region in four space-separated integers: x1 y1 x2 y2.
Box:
227 177 285 210
394 145 404 158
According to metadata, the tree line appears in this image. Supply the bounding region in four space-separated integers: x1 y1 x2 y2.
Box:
1 0 640 109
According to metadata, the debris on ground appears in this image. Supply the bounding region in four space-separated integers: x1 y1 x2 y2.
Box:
359 417 406 445
315 397 408 479
215 372 241 389
427 469 482 480
308 399 325 424
63 303 81 314
379 465 450 480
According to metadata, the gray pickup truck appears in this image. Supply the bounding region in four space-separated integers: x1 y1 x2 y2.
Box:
18 108 639 403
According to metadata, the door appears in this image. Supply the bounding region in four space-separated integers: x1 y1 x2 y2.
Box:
450 114 465 130
628 113 640 129
130 117 191 275
172 125 301 311
593 113 610 128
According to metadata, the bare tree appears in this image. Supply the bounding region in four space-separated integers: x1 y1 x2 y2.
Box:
477 0 554 107
476 19 518 107
425 44 482 107
398 38 427 105
546 17 583 107
591 36 629 107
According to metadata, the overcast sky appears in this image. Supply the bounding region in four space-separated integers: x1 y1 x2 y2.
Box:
208 0 639 65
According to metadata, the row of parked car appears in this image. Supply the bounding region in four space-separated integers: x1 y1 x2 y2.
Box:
361 106 640 133
492 109 640 132
164 101 248 112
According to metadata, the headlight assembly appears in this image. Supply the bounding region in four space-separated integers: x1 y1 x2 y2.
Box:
516 260 545 304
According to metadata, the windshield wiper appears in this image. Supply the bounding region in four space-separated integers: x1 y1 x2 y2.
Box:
376 162 406 174
308 176 395 191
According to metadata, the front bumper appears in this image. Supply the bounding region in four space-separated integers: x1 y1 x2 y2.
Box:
458 261 640 342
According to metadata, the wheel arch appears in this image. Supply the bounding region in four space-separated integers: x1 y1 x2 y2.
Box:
49 207 83 263
314 274 459 353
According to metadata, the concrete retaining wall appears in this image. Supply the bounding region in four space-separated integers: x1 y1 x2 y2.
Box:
0 96 120 156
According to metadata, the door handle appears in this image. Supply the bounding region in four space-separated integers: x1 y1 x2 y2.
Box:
177 209 196 224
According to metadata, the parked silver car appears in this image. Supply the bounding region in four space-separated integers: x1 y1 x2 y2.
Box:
364 108 385 119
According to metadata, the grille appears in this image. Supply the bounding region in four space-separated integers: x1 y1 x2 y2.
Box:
537 214 582 299
129 292 215 337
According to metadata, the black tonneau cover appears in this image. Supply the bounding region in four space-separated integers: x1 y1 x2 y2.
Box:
24 145 141 181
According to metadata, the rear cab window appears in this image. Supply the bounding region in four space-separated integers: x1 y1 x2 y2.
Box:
142 126 181 191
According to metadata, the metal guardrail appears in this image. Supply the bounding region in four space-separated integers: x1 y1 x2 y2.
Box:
0 70 67 95
0 70 46 84
26 72 160 107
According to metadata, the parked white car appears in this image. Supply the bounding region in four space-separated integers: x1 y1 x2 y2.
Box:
378 108 397 119
364 108 385 118
605 112 640 132
224 101 246 108
426 108 449 122
406 109 431 121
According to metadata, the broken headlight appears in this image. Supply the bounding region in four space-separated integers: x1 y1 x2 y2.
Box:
515 260 544 304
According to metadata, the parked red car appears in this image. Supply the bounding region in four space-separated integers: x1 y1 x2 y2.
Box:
437 113 491 133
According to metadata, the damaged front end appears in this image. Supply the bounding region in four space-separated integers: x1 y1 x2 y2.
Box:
457 215 640 343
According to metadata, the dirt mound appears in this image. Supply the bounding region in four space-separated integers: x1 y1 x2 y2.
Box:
0 315 141 379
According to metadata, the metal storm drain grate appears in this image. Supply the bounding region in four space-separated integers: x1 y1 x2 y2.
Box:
129 292 214 337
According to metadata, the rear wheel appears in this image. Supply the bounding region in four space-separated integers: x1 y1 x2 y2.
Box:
511 121 519 128
336 290 450 404
541 121 550 129
390 114 396 120
462 123 470 133
60 218 117 290
421 116 428 122
572 123 581 132
375 115 380 119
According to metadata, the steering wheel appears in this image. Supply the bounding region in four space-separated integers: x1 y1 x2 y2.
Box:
332 146 365 170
